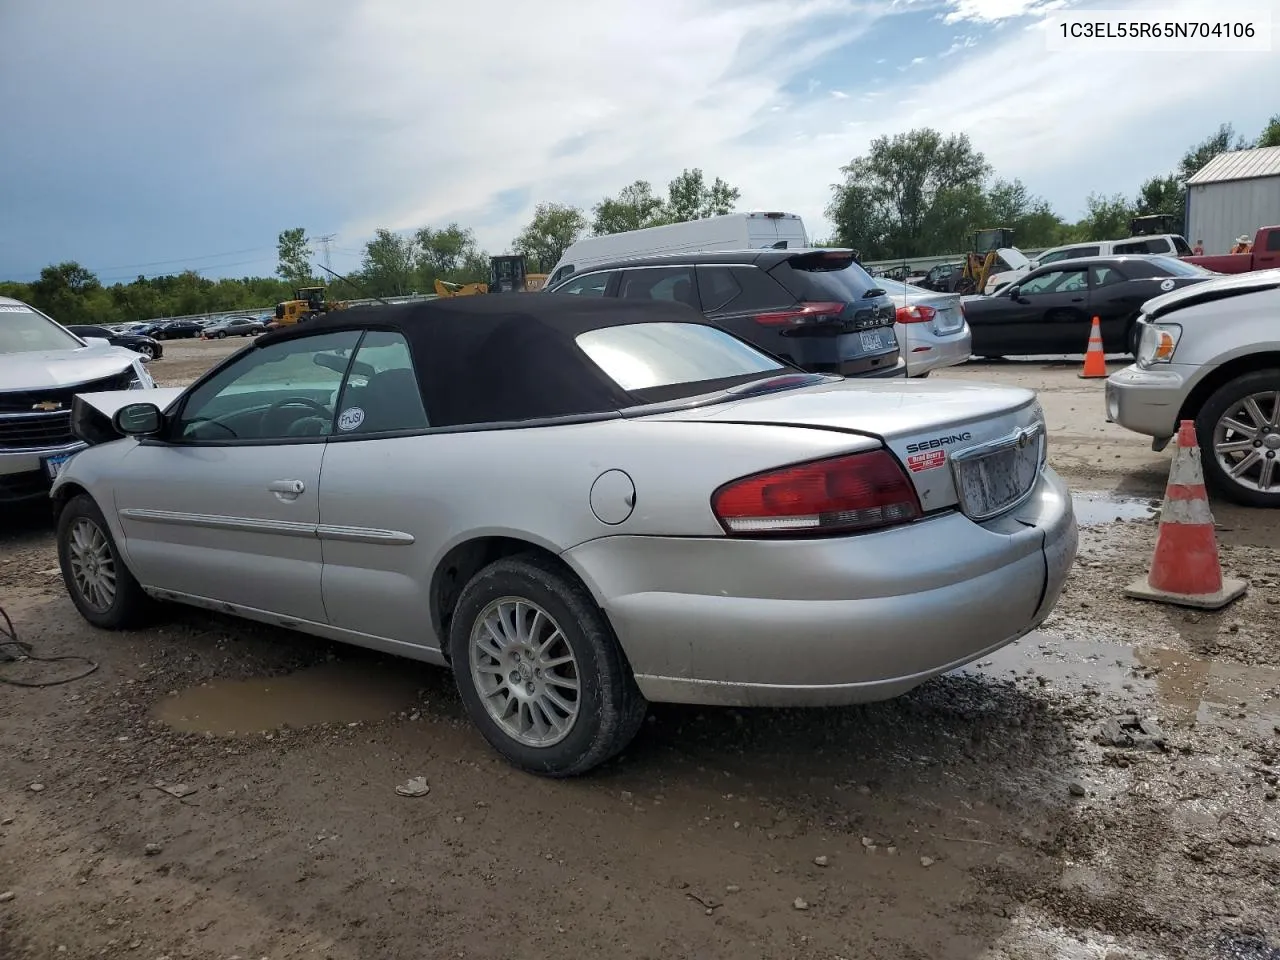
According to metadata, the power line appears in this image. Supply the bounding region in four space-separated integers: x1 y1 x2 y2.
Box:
91 245 277 272
315 234 336 274
96 255 279 284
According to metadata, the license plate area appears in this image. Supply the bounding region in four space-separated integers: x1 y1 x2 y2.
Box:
950 428 1043 520
43 453 74 480
858 328 896 353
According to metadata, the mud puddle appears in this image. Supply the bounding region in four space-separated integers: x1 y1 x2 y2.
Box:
152 660 424 735
1072 490 1158 527
972 634 1280 736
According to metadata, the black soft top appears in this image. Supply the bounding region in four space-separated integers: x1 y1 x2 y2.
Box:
255 293 726 428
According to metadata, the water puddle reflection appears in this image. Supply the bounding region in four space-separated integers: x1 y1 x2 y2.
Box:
972 635 1280 737
1071 491 1158 527
152 660 422 736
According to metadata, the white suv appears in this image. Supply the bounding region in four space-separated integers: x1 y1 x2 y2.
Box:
1106 269 1280 506
0 297 155 507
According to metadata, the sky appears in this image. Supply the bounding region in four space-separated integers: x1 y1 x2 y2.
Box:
2 0 1278 283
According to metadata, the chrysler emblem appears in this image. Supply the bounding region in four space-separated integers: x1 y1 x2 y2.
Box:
1017 428 1033 449
32 401 62 412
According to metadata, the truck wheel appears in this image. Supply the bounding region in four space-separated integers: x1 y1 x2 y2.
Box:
1195 370 1280 507
448 554 647 777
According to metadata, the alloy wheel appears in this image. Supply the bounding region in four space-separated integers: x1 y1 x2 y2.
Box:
67 517 117 612
468 597 580 747
1213 390 1280 493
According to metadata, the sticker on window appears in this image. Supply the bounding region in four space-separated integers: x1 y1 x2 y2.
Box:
337 407 365 432
0 305 29 312
907 449 947 473
1159 278 1175 291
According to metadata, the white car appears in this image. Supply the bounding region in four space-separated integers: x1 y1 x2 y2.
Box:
1106 269 1280 506
982 248 1034 295
0 296 155 507
874 278 972 377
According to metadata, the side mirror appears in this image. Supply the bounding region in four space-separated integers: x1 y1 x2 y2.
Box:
82 337 111 348
113 403 163 437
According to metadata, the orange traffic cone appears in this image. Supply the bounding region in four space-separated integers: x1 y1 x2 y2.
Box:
1079 315 1107 378
1124 420 1247 610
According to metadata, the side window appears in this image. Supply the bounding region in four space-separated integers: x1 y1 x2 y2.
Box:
731 266 795 310
1038 251 1068 265
334 330 428 435
1089 265 1123 287
1266 232 1280 253
1019 269 1085 295
556 271 612 297
1173 236 1193 256
548 265 576 287
696 267 741 312
618 267 698 308
1114 241 1148 255
176 330 362 442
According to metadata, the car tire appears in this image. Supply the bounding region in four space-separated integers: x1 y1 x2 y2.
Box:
56 494 150 629
216 331 227 339
448 554 648 777
1195 370 1280 508
137 344 154 359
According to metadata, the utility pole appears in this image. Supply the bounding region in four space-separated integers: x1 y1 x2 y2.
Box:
316 233 336 275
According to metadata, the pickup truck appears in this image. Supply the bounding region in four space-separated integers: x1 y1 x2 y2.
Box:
1182 226 1280 274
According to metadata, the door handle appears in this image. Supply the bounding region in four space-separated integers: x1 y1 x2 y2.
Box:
1070 297 1084 302
268 479 305 499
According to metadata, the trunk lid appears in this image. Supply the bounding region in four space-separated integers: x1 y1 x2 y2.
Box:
647 378 1045 515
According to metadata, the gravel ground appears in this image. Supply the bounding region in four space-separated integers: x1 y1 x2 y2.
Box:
1 344 1277 960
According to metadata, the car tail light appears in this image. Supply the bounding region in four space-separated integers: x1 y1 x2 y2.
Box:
754 301 845 326
711 451 922 536
895 304 937 324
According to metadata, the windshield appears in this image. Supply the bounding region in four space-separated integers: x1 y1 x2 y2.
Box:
1150 256 1211 277
0 303 85 354
576 322 784 394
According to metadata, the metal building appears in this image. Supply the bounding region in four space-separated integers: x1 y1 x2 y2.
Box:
1186 145 1280 255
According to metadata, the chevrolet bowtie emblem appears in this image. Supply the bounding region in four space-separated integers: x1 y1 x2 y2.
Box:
32 401 62 412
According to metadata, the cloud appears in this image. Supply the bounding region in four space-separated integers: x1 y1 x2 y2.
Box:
1 0 1279 277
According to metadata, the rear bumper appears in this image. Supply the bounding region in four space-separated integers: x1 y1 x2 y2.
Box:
563 467 1076 707
904 325 972 377
1105 362 1197 441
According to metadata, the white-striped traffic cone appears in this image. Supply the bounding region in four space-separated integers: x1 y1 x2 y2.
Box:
1124 420 1247 610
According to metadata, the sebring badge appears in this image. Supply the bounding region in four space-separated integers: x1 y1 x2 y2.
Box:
32 401 62 412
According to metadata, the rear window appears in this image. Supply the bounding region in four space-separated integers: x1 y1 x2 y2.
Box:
1148 256 1210 277
770 254 885 303
575 322 783 393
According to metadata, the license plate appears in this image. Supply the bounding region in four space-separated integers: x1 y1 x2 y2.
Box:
859 328 893 353
951 437 1041 520
43 453 74 480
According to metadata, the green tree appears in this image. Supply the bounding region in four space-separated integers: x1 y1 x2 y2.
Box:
979 179 1068 248
665 168 740 222
276 228 313 287
361 229 418 297
827 129 991 259
591 180 669 235
1077 192 1136 242
28 262 106 324
1178 123 1249 182
1257 114 1280 149
415 223 485 282
513 203 587 272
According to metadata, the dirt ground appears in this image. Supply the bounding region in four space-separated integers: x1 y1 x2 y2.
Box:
2 341 1278 960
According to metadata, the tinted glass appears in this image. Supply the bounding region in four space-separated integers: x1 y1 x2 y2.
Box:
1020 269 1087 295
0 304 84 353
555 272 611 297
177 330 361 441
576 322 782 392
1113 240 1149 255
1173 236 1193 255
696 267 740 312
1267 232 1280 253
1090 265 1122 287
1147 256 1209 277
335 330 429 434
775 259 881 301
619 267 698 308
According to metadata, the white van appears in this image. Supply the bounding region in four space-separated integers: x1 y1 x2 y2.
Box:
544 212 808 289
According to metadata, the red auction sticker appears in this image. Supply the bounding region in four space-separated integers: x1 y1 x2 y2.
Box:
907 450 946 473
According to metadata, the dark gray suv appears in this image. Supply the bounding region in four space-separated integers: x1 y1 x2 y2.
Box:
544 249 904 378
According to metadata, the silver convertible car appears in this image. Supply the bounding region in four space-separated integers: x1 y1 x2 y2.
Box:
52 295 1077 776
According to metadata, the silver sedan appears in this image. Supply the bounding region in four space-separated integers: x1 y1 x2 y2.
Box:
874 278 972 377
51 295 1076 776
